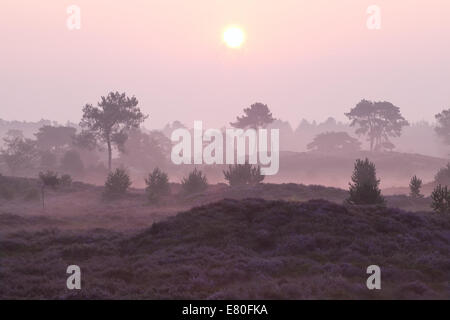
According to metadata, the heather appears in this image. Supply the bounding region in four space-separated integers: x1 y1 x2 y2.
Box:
1 198 449 299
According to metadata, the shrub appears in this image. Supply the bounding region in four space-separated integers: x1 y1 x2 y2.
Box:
409 175 423 199
104 168 131 198
38 171 60 209
430 184 450 213
223 163 264 186
145 168 170 203
39 171 60 188
347 158 384 205
181 168 208 194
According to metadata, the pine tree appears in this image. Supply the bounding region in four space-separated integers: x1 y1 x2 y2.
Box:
347 158 385 205
409 175 423 199
430 184 450 213
145 167 170 203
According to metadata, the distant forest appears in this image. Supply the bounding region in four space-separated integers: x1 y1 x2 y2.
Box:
0 117 445 157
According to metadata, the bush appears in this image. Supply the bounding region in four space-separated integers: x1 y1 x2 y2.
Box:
347 158 384 205
409 175 423 199
145 168 170 203
430 184 450 213
181 168 208 194
223 163 264 186
104 168 131 198
38 171 60 189
38 171 60 209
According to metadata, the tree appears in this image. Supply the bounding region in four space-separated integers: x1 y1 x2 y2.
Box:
307 131 361 153
145 167 170 203
409 175 423 199
104 167 131 198
118 129 171 171
431 184 450 213
78 91 148 171
5 129 24 140
39 170 60 209
434 163 450 186
1 136 39 176
59 174 73 187
181 168 208 194
347 158 385 205
73 130 99 151
162 120 186 138
231 102 275 129
39 150 58 170
435 108 450 146
223 163 264 186
345 100 409 152
34 126 76 154
60 150 84 176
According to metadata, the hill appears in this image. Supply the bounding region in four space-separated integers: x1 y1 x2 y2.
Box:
183 151 448 191
264 151 448 189
1 198 449 299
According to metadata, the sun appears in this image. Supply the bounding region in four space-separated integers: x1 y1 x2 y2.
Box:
223 26 245 48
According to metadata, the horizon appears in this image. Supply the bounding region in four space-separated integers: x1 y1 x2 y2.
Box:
0 115 440 131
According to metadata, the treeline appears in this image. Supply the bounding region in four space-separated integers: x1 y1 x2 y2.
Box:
0 125 174 183
2 92 450 183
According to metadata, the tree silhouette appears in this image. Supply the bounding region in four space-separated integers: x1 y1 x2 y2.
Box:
434 163 450 186
345 100 409 152
104 167 132 198
347 158 384 205
78 92 148 171
431 184 450 213
38 170 59 209
307 131 361 153
34 126 76 154
1 136 38 176
118 128 171 172
145 167 170 203
181 168 208 194
231 102 275 129
223 163 264 186
5 129 24 140
409 175 423 199
60 150 84 176
434 108 450 146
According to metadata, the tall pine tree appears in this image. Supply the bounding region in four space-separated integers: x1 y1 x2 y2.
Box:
347 158 385 205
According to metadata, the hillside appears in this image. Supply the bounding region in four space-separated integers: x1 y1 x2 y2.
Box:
172 151 449 191
265 151 448 189
0 176 433 229
1 198 449 299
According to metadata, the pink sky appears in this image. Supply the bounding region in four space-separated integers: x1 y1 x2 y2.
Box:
1 0 450 129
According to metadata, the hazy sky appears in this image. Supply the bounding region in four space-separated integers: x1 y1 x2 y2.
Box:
1 0 450 129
